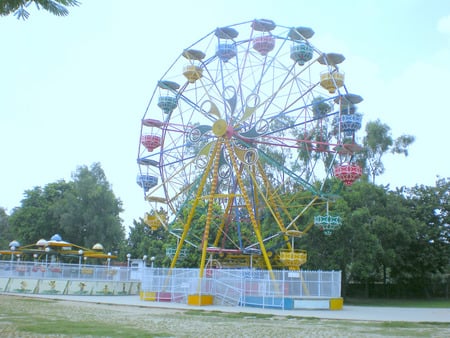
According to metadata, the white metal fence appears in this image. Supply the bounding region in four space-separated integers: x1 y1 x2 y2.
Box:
1 261 341 307
0 261 138 281
141 268 341 306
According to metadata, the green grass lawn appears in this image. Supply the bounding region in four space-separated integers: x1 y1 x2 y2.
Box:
345 297 450 308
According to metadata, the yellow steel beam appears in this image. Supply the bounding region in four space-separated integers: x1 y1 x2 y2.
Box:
224 139 276 282
198 138 222 281
169 140 221 270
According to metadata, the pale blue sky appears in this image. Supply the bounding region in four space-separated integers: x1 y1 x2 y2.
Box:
1 0 449 229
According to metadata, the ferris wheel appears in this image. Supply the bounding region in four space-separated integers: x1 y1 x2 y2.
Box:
136 19 363 274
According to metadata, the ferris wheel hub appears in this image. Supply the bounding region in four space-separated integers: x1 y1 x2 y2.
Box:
212 119 228 137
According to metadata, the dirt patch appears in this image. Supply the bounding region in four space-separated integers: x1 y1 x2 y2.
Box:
0 295 449 337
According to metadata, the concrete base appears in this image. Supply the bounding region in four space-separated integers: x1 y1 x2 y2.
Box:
140 291 156 301
187 294 214 306
329 297 344 310
241 296 344 310
0 277 139 296
294 297 344 310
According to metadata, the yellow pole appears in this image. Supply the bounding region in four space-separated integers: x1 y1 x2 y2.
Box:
212 167 242 248
285 196 319 232
198 138 222 280
169 140 221 270
257 162 295 225
248 166 293 250
224 139 276 281
212 200 231 248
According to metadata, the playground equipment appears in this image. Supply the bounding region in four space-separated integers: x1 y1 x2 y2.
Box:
0 235 142 296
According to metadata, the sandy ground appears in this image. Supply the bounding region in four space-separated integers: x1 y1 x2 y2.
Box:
1 294 449 337
15 293 450 322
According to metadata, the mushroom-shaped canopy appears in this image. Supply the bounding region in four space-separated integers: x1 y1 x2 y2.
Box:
9 240 20 248
36 238 48 246
50 234 62 241
92 243 104 251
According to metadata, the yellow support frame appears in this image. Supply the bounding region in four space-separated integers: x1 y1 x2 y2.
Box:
224 139 276 280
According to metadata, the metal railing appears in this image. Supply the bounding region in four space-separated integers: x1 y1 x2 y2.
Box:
140 268 342 305
1 261 341 305
0 261 139 281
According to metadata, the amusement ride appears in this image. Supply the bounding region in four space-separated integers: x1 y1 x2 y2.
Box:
136 19 363 278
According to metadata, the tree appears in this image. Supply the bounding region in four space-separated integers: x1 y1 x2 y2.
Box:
0 207 13 249
126 218 169 266
329 181 386 297
302 180 413 297
359 119 415 184
8 181 72 245
396 178 450 297
369 191 418 297
56 163 125 251
8 163 125 254
0 0 79 20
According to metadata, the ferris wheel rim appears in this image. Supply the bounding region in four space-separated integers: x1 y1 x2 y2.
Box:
137 19 363 270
